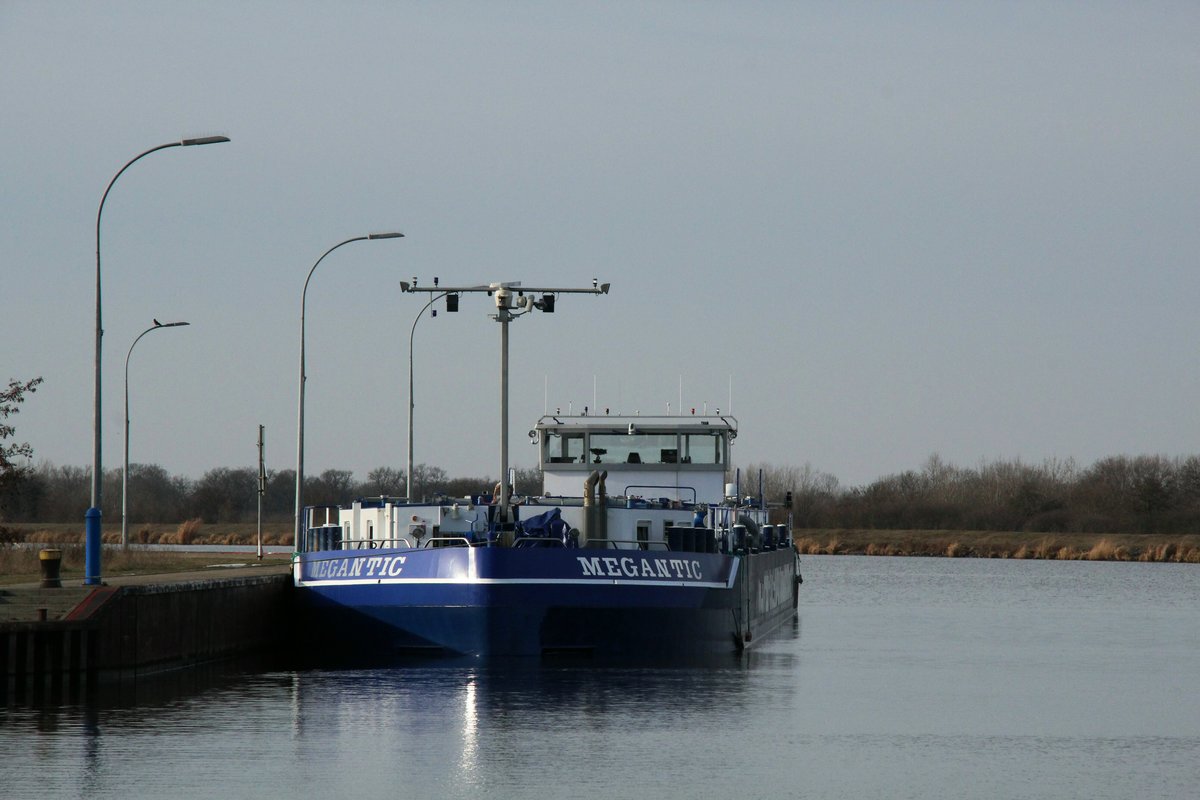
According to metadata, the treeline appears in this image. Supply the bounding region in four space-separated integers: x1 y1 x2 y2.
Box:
748 454 1200 534
5 454 1200 534
1 462 541 525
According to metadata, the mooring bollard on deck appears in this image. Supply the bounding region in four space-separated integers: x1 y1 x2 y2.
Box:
39 548 63 589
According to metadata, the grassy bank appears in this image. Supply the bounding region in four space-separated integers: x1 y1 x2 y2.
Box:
0 545 292 586
793 529 1200 562
0 521 293 585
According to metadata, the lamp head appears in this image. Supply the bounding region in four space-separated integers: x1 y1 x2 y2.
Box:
181 135 230 146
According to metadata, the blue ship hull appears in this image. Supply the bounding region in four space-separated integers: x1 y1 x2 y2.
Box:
294 546 798 659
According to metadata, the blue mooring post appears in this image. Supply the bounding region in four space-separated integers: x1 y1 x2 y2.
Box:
84 506 102 585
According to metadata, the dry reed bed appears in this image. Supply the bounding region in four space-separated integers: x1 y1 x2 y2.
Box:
0 519 294 582
0 545 284 579
794 530 1200 563
5 522 1199 563
4 519 295 547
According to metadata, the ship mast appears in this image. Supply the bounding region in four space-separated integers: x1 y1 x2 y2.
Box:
401 278 610 530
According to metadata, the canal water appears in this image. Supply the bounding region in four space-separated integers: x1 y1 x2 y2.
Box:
2 555 1197 799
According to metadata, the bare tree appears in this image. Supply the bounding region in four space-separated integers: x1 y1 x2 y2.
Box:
0 377 43 520
365 466 405 496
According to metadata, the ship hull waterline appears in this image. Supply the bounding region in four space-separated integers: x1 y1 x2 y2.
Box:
294 546 799 660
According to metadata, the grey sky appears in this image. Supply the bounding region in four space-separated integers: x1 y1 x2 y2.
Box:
3 2 1198 490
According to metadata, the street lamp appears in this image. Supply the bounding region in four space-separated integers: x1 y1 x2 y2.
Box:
294 232 404 548
88 135 229 586
407 290 449 501
123 320 189 549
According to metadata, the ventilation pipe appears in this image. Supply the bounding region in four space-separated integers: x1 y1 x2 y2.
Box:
583 470 608 546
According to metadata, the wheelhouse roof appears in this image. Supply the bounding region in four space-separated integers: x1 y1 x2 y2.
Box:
535 414 737 435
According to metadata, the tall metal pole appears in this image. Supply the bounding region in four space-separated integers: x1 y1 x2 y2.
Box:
399 279 610 543
407 291 448 502
122 320 189 549
89 135 229 585
499 301 511 524
294 232 404 548
257 424 266 561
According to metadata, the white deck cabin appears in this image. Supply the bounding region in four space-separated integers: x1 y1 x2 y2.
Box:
301 414 758 553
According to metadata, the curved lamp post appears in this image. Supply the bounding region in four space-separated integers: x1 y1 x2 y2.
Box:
123 320 189 549
294 232 404 548
88 135 230 585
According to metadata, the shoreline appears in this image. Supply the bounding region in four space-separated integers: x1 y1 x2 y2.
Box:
3 524 1199 579
793 528 1200 562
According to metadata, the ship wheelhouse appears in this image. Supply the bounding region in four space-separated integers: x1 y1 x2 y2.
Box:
536 415 735 505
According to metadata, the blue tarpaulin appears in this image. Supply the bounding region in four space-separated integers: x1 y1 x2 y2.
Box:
515 507 569 546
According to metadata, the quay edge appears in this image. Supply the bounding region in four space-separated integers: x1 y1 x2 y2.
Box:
1 567 293 698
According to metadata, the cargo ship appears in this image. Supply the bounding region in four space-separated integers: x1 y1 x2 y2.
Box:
292 281 800 658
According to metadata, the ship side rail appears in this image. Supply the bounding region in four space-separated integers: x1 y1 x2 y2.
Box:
512 536 568 549
423 536 473 549
583 538 670 551
343 537 416 551
305 535 417 552
620 485 698 506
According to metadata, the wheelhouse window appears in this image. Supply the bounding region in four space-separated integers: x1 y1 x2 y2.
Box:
544 431 585 463
542 426 730 467
588 432 681 465
681 431 725 464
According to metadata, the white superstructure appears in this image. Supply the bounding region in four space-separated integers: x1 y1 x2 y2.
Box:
537 414 735 505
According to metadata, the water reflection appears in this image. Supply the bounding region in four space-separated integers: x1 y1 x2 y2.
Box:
455 677 479 792
8 557 1196 800
280 630 802 797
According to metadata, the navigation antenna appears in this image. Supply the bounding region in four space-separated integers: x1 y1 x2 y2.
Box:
401 279 611 530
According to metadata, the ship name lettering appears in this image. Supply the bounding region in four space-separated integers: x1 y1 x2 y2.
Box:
755 564 792 612
576 556 605 577
365 555 408 577
575 555 701 581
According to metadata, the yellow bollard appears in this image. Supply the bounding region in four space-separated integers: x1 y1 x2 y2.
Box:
39 548 63 588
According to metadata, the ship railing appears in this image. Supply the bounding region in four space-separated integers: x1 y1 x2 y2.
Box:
422 536 473 549
583 538 670 551
341 537 416 551
620 485 698 506
511 536 568 549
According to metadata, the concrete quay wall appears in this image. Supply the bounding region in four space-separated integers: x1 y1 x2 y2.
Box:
2 570 293 693
95 573 293 673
